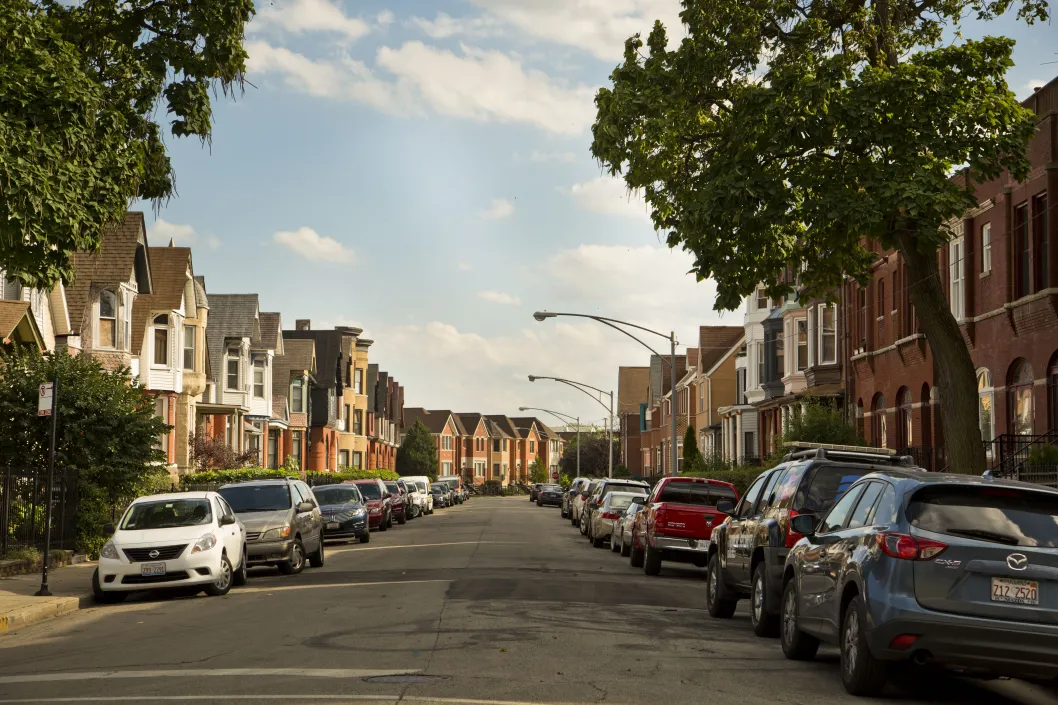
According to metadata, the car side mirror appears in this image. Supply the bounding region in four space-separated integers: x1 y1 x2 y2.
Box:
297 501 315 513
790 514 817 536
103 523 115 535
715 499 734 515
219 514 236 526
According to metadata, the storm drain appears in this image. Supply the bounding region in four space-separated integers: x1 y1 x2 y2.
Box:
362 675 447 684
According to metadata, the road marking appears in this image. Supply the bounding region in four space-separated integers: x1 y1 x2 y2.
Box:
234 579 450 594
0 696 581 705
329 541 528 554
0 669 420 685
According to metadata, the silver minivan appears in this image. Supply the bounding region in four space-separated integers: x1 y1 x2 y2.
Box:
219 479 324 575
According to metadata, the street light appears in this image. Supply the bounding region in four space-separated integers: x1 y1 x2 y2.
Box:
519 406 580 479
528 375 614 478
533 310 679 478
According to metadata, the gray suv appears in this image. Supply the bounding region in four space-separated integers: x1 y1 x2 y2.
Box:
780 469 1058 696
219 478 324 575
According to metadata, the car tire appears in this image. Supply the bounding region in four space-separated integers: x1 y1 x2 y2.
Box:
611 535 621 553
232 547 248 587
397 512 407 525
379 515 388 532
360 531 371 544
592 531 605 548
579 516 589 535
780 579 819 660
630 536 645 568
840 595 889 697
92 568 127 604
571 515 578 527
204 553 234 596
643 543 662 576
751 563 780 638
705 554 738 619
308 537 325 568
620 536 632 558
277 538 305 575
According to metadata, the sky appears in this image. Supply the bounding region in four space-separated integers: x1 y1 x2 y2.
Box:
142 0 1057 428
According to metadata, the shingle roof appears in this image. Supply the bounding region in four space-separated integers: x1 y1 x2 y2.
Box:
67 212 152 335
257 312 282 353
0 300 40 345
698 326 745 374
508 417 541 438
130 247 192 354
193 276 209 310
486 415 520 439
271 338 316 420
205 294 260 386
403 408 453 434
284 328 343 388
485 418 511 438
454 413 486 436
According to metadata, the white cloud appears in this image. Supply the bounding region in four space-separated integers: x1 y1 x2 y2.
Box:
479 198 515 220
530 150 578 163
1026 79 1047 95
410 12 505 38
458 262 474 271
477 290 521 305
147 218 220 250
567 176 650 220
249 0 372 40
377 10 395 26
272 227 355 263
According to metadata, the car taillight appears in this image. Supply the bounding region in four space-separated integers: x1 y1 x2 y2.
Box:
876 533 947 560
785 509 803 548
654 508 666 530
600 512 620 520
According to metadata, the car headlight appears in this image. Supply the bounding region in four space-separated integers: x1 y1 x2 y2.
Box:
100 541 119 560
191 533 217 553
261 526 292 540
369 507 381 515
353 508 367 518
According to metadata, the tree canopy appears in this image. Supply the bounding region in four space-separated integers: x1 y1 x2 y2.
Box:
559 432 617 477
0 0 254 287
529 458 548 484
396 420 439 480
591 0 1047 473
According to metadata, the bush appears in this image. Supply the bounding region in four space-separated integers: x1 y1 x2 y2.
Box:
1026 444 1058 466
181 467 289 487
681 452 765 495
317 468 401 483
559 473 571 489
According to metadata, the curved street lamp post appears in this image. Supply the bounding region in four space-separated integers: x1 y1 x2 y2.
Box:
519 406 580 479
533 311 678 478
527 375 613 478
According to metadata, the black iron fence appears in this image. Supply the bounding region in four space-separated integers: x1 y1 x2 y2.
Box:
898 446 934 472
1 466 79 555
986 432 1058 479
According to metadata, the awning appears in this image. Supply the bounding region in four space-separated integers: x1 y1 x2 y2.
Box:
196 403 241 416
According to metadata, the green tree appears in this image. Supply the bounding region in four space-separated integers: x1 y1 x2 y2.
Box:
591 0 1048 475
683 425 702 470
0 346 169 553
0 0 254 287
781 399 865 449
559 432 617 477
396 420 438 480
528 458 547 484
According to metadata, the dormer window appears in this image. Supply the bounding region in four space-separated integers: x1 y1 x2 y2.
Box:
291 378 304 413
153 314 169 366
253 357 265 398
99 290 117 348
226 346 240 390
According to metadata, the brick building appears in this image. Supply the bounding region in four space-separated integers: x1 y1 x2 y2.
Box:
617 366 650 475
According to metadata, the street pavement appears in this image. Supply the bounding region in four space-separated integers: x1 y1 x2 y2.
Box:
0 497 1056 705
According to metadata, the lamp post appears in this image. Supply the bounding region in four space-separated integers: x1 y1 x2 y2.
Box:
528 375 613 478
533 311 679 478
519 406 580 480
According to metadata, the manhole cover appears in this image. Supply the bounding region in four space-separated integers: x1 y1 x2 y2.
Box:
363 675 447 684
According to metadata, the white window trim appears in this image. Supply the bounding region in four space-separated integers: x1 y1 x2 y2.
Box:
291 378 304 413
981 222 992 273
226 347 241 391
253 358 266 398
183 324 196 371
97 290 118 350
794 317 809 372
949 236 965 320
817 304 837 365
151 314 170 369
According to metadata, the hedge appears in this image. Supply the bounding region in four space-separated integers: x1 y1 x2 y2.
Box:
180 466 400 488
679 465 765 496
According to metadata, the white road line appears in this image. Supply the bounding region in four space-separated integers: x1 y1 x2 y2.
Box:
0 696 581 705
234 579 450 594
0 669 420 685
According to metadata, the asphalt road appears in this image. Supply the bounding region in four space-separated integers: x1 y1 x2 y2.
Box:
1 497 1056 705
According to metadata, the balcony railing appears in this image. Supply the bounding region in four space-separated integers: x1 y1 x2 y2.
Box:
987 432 1058 483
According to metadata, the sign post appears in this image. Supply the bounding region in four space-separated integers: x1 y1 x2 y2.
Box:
35 380 58 597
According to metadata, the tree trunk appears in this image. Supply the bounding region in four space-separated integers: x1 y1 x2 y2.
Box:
895 233 986 474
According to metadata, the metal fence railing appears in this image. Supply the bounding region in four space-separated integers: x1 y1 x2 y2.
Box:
1 466 79 555
987 432 1058 479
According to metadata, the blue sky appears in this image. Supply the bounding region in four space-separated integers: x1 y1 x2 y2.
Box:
144 0 1057 425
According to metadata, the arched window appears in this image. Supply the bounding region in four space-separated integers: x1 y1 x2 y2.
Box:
152 314 169 366
977 369 994 450
1008 360 1034 436
872 393 888 449
98 290 117 348
1048 352 1058 432
897 387 912 450
855 399 865 441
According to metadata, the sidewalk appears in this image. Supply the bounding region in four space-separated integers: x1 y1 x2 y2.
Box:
0 561 96 633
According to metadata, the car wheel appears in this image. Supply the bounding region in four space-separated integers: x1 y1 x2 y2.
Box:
204 553 234 596
780 579 819 660
277 538 305 575
705 553 737 618
620 536 632 557
232 546 249 587
611 534 621 553
579 516 589 535
379 515 388 532
630 536 645 568
751 563 779 637
643 543 662 576
840 595 889 696
592 530 605 548
360 531 371 544
397 512 407 525
308 537 325 568
571 514 578 527
92 568 127 604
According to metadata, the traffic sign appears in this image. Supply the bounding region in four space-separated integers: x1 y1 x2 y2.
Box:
38 383 54 416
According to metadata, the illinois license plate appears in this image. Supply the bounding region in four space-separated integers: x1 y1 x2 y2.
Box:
326 522 340 530
991 577 1039 605
140 562 166 577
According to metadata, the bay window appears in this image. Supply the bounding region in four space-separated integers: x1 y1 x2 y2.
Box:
817 304 836 364
152 314 169 366
98 290 117 348
183 325 195 370
796 319 808 371
226 347 240 390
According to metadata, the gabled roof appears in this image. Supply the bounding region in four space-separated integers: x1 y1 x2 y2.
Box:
285 328 344 388
486 415 521 439
454 413 488 437
534 420 558 440
0 301 44 349
131 246 193 355
698 326 745 377
257 312 283 354
271 338 316 420
205 294 261 385
403 408 454 435
485 418 511 439
508 417 541 438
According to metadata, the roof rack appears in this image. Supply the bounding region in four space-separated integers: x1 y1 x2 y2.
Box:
781 441 915 466
782 442 896 456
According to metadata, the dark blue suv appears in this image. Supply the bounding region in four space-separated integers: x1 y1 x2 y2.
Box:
780 470 1058 696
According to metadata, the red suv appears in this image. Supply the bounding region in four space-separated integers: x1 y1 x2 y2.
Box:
346 479 392 530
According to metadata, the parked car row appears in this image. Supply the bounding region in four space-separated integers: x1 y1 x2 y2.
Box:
92 474 469 603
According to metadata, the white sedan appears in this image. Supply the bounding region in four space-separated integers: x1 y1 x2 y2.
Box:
93 492 247 603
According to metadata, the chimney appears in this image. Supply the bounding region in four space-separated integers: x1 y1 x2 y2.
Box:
296 319 311 331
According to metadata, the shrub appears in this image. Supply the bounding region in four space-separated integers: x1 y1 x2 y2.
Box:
181 467 289 487
188 431 258 471
316 468 401 483
1026 444 1058 466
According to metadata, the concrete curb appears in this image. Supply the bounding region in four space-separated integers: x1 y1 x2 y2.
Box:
0 593 93 634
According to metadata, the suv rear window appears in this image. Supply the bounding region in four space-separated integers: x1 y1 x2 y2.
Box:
658 482 730 506
797 465 874 513
908 485 1058 548
356 482 383 500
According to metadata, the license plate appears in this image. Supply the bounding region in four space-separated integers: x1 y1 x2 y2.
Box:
326 522 340 530
689 539 710 550
140 562 165 577
991 577 1039 605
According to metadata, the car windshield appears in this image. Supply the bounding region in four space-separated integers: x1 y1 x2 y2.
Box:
219 485 291 513
312 486 362 506
121 499 212 530
356 483 383 500
797 465 874 513
441 479 459 490
908 485 1058 548
385 483 400 493
415 481 428 493
430 485 444 493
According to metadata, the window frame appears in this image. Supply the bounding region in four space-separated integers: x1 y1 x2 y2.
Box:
98 290 118 349
1033 193 1049 293
795 317 809 371
226 346 240 391
183 325 196 370
977 369 995 447
949 235 965 320
152 314 169 367
1015 202 1031 299
253 358 265 398
981 222 992 274
291 377 304 413
817 304 837 365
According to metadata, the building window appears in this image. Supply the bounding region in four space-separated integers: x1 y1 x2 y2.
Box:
855 399 865 441
529 440 535 453
1015 203 1030 299
99 290 117 348
291 378 304 413
981 222 992 273
503 439 508 451
1008 360 1035 436
292 431 302 465
226 347 240 390
154 396 169 454
123 290 132 351
183 325 195 370
268 431 279 469
493 463 500 478
339 449 349 467
354 409 363 434
152 314 169 366
756 286 768 310
1048 357 1058 433
796 319 808 371
876 280 886 345
1034 194 1049 292
744 432 754 460
354 368 363 394
493 439 500 452
872 394 888 449
817 304 836 364
735 368 746 405
756 341 764 387
352 451 362 469
857 286 868 349
949 235 964 320
253 359 265 398
978 369 994 448
896 387 912 450
442 461 452 475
